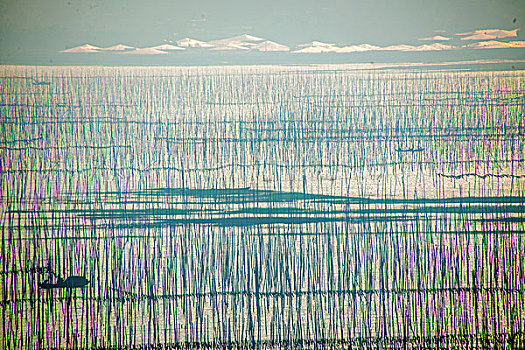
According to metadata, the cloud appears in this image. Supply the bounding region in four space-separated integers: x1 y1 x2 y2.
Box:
191 15 207 23
508 41 525 48
379 44 417 52
59 44 100 53
461 33 496 40
99 44 135 51
293 47 338 53
205 35 290 52
412 43 456 51
209 34 264 44
293 41 340 53
207 34 264 50
457 29 519 40
335 44 381 53
250 41 289 52
60 32 523 58
419 35 451 41
380 43 455 52
119 48 167 55
466 40 525 49
296 41 334 48
176 38 214 48
209 43 250 51
293 41 455 53
149 44 185 51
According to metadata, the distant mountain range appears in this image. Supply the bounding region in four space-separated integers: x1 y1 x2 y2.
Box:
58 32 525 58
60 34 292 54
53 29 525 69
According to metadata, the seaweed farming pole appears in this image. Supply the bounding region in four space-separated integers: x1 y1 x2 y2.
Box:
1 65 524 348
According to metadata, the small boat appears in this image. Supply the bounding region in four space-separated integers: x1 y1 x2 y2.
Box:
39 276 89 289
31 79 51 86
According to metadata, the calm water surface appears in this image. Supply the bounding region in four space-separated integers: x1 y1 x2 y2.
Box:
1 65 524 349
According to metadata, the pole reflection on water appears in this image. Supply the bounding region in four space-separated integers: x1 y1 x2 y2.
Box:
1 65 524 349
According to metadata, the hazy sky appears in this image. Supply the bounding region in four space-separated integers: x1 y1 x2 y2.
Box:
1 0 524 62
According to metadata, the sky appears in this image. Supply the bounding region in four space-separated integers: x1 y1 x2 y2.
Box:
1 0 524 64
